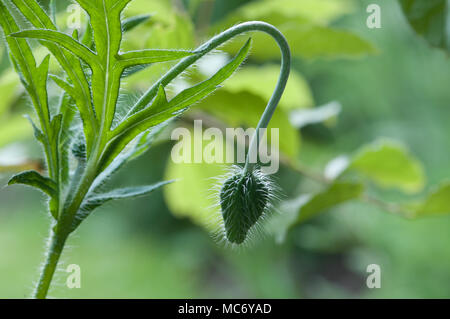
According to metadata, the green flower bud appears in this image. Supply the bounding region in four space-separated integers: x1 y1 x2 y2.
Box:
220 167 272 244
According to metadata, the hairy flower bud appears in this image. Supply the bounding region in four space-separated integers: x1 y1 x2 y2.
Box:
220 167 272 244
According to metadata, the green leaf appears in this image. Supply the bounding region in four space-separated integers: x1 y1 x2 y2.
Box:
8 170 57 197
98 85 169 174
81 181 174 212
166 38 252 111
269 182 365 242
118 49 195 68
269 182 364 243
10 0 55 30
10 29 98 66
412 182 450 217
71 180 173 232
75 0 132 59
399 0 450 51
122 14 151 32
91 122 169 192
349 139 425 193
0 1 37 86
9 0 97 153
296 182 364 224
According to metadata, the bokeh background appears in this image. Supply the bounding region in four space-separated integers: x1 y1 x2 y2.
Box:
1 0 450 298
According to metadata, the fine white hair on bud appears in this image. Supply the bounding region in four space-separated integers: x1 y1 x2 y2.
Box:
219 166 277 245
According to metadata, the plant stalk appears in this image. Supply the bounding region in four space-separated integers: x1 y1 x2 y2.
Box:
33 229 68 299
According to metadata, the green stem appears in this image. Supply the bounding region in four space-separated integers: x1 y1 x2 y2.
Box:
33 229 68 299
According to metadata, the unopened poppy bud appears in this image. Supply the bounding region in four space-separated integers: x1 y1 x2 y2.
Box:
220 167 272 244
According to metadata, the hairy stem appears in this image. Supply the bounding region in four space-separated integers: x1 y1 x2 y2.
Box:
33 229 68 299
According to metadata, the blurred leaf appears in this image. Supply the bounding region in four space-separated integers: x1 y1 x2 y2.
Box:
0 69 21 116
216 0 354 28
0 115 32 148
213 0 375 60
223 65 314 110
290 101 341 128
165 160 225 231
164 124 227 230
219 22 377 61
123 0 195 50
269 182 364 242
198 90 301 161
296 182 364 224
413 182 450 217
399 0 450 51
350 139 425 193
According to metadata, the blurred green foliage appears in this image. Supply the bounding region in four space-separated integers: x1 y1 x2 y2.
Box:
1 0 450 298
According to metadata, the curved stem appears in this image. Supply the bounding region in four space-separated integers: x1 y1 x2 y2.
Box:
128 22 291 172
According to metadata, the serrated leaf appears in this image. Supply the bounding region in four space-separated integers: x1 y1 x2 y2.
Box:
81 181 173 212
0 2 37 86
350 139 425 193
71 180 173 232
9 0 97 153
167 38 252 110
399 0 450 51
10 29 98 66
122 14 151 32
91 122 169 193
8 170 57 197
98 85 169 173
118 49 195 68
